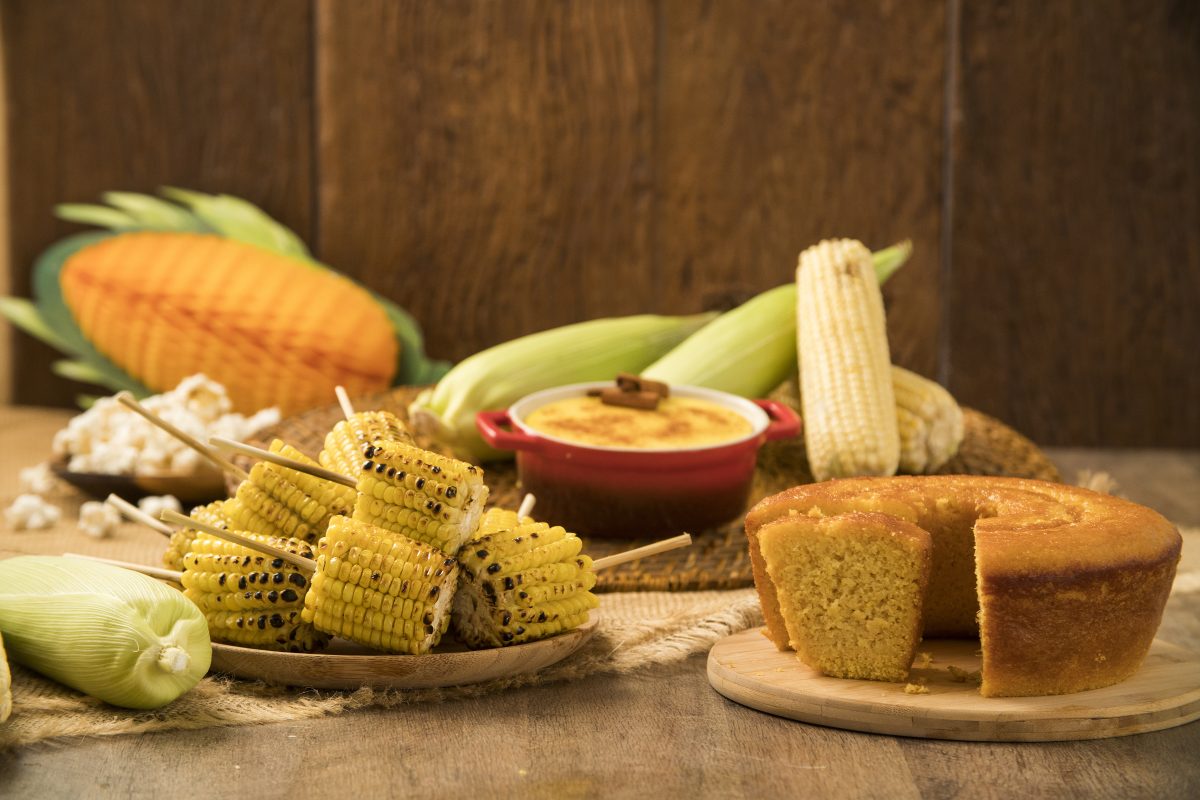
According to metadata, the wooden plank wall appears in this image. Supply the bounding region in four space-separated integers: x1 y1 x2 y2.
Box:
2 0 1197 447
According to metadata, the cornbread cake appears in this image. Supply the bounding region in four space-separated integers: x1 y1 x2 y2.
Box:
745 476 1181 697
757 512 931 681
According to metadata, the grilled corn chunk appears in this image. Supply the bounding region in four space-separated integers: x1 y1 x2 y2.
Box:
352 441 489 555
301 516 458 654
320 410 414 478
162 500 235 570
228 440 354 543
796 238 899 481
181 532 327 652
892 366 964 474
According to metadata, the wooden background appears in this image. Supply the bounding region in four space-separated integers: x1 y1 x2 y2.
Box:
1 0 1197 447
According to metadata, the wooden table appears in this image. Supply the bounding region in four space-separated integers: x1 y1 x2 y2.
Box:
1 408 1198 799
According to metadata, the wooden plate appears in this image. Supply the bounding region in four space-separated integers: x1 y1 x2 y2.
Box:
210 618 598 690
51 459 227 505
707 628 1200 742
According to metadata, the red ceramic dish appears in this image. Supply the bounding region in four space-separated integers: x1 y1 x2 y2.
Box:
476 383 800 538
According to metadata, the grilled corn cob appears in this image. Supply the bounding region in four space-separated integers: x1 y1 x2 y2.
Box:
320 410 413 478
352 441 489 555
300 516 458 654
181 532 328 652
227 439 355 544
797 239 899 481
892 366 964 474
454 518 599 648
163 500 235 570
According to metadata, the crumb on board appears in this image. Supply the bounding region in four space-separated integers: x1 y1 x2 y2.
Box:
912 651 934 669
904 680 930 695
947 665 982 684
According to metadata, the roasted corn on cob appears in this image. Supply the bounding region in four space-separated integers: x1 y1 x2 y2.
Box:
181 532 328 652
892 366 964 474
454 515 598 648
301 516 458 654
352 441 489 555
162 500 235 570
227 439 355 544
796 239 899 481
320 410 413 478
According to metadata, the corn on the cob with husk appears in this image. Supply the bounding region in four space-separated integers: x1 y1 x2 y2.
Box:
640 241 912 398
454 510 598 648
320 410 413 478
797 239 899 481
162 499 236 570
0 556 210 709
409 312 718 462
1 631 12 724
352 441 489 555
227 439 355 544
301 516 459 654
892 366 964 474
181 532 328 652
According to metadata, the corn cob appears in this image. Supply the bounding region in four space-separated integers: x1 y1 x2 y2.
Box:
226 439 355 544
58 232 397 414
796 239 899 481
300 516 458 654
181 531 328 652
453 518 599 648
352 441 489 555
163 500 235 570
892 366 964 474
320 410 414 478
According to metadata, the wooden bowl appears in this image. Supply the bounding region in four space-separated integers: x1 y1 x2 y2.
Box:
50 458 228 505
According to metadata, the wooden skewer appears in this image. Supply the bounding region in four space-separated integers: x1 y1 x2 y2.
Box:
593 533 693 571
63 552 182 583
516 493 536 521
335 385 356 421
161 510 317 572
208 436 356 488
115 391 251 482
105 493 174 537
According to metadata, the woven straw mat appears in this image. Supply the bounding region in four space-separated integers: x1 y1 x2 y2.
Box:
236 386 1060 593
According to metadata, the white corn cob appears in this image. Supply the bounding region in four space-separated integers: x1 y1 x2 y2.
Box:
893 366 964 474
796 239 899 481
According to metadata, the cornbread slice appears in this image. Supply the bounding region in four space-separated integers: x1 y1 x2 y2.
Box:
757 512 932 682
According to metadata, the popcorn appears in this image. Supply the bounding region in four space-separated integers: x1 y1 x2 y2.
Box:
19 462 59 495
52 374 280 477
79 501 121 539
138 495 182 520
5 494 62 531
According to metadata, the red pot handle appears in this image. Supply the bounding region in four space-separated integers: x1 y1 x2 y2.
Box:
754 399 802 441
476 410 543 453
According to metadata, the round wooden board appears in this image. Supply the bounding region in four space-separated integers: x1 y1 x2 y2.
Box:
707 628 1200 742
210 618 597 690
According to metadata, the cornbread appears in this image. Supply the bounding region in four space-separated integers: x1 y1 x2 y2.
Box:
524 395 751 449
757 512 931 681
745 476 1181 697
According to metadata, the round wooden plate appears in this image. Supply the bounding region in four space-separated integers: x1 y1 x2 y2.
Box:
707 628 1200 742
210 617 598 690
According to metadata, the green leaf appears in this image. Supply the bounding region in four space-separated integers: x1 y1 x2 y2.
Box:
0 297 75 352
76 394 101 410
55 204 139 230
872 239 913 285
102 192 209 232
52 359 112 385
159 187 311 261
372 293 452 385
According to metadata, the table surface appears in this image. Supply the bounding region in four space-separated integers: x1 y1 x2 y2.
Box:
1 407 1198 800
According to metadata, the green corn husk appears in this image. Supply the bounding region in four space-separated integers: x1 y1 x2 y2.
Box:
0 556 211 709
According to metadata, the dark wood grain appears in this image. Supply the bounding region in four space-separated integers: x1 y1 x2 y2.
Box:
315 0 657 363
0 0 314 407
948 0 1200 446
656 0 947 378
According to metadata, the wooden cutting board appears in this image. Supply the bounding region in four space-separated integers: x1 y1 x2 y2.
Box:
707 628 1200 742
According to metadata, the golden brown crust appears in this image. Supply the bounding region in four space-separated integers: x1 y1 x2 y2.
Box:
743 475 1182 697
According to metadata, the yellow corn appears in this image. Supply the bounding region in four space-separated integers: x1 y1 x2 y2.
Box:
301 516 458 654
352 441 489 555
180 532 327 652
892 366 964 474
162 499 235 570
227 440 354 544
59 232 397 414
796 239 899 481
319 411 413 478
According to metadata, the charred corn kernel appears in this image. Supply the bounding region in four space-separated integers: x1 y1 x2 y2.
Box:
453 516 598 648
320 411 414 478
162 499 235 570
58 232 397 415
892 366 964 474
352 441 489 555
180 532 327 652
796 239 899 481
301 516 458 654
